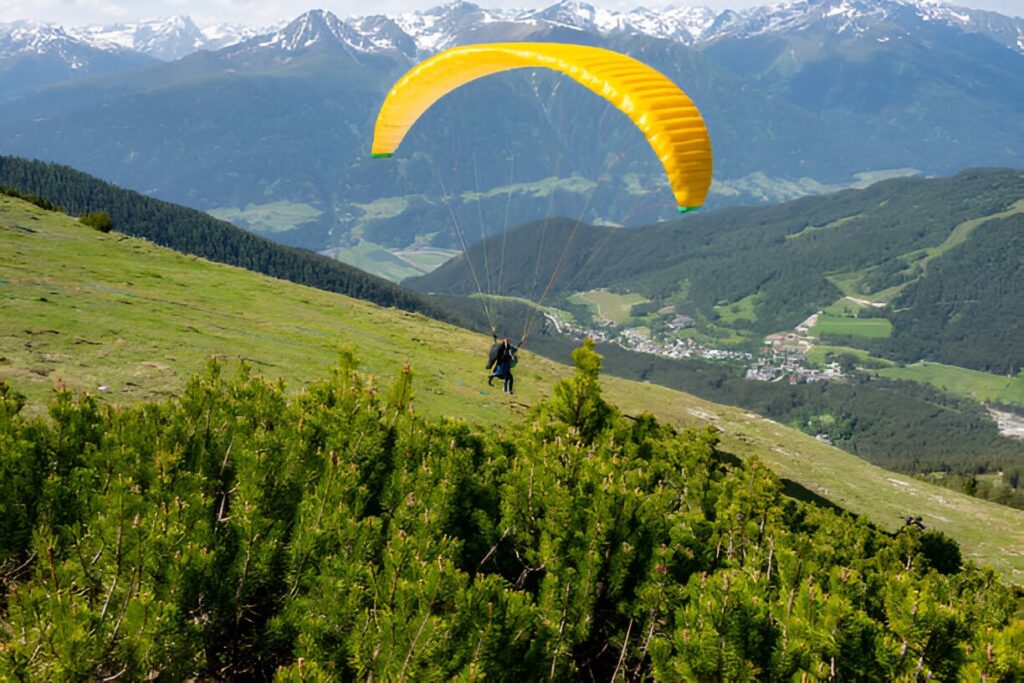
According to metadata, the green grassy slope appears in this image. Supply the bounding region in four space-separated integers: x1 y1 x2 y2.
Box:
0 194 523 426
2 195 1022 584
569 289 648 325
0 156 448 321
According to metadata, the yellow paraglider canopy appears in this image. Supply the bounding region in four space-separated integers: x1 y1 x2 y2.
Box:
371 42 713 211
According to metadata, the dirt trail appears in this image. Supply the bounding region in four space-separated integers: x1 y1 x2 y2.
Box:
989 408 1024 441
845 296 887 308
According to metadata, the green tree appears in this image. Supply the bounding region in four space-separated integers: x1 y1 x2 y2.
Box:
544 338 615 443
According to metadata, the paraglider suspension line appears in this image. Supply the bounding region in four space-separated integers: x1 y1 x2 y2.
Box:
431 159 497 333
519 186 600 346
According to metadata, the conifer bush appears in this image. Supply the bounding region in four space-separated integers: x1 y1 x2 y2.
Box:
0 346 1021 680
79 210 113 232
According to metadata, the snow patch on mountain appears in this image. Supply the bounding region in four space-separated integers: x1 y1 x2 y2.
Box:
346 15 419 57
623 7 719 43
199 23 270 51
524 0 625 32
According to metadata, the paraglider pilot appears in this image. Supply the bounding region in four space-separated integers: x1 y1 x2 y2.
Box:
486 336 518 395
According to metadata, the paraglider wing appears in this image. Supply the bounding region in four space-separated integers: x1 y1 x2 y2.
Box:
371 42 713 211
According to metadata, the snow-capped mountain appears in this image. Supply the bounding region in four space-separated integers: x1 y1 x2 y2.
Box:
69 16 268 61
220 9 418 60
175 0 1022 61
202 22 272 51
1 21 118 62
0 20 156 101
345 16 420 57
695 0 1024 49
71 16 205 61
216 4 690 62
519 0 714 41
245 10 353 52
616 7 719 43
388 1 717 52
392 2 512 52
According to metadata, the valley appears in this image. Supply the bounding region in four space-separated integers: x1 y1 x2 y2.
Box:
525 284 1023 411
410 168 1024 397
4 158 1021 510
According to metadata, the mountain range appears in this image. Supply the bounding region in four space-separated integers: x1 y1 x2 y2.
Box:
1 0 1022 261
10 1 1022 61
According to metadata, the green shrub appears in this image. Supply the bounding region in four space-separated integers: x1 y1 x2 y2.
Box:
80 210 113 232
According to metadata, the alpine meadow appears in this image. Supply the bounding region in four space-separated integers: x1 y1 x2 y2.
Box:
2 0 1024 680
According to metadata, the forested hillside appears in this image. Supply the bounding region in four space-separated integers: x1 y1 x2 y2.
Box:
1 346 1021 680
881 212 1024 374
411 168 1024 373
0 156 450 321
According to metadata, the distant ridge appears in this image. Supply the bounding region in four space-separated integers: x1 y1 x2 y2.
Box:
0 155 453 322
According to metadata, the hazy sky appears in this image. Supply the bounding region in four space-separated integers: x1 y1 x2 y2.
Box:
1 0 1020 28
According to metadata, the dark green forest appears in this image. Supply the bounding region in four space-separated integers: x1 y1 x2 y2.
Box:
1 344 1021 680
0 156 452 322
411 169 1024 373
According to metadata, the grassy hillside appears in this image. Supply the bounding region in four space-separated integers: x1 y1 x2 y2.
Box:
2 195 1022 584
0 156 451 322
879 209 1024 374
0 194 513 426
568 289 649 325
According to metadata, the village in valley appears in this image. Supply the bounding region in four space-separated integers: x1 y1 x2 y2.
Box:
545 308 847 384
